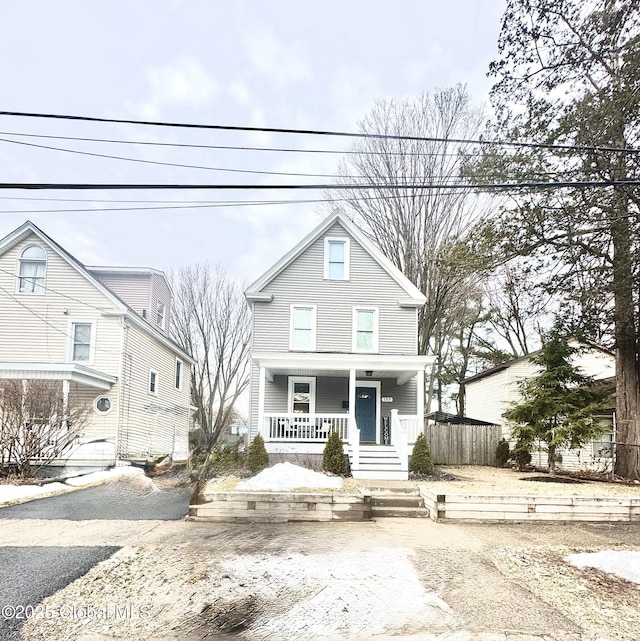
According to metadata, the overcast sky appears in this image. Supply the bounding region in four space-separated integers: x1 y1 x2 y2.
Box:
0 0 506 283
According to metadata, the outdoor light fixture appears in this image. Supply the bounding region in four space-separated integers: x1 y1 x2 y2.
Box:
365 370 373 377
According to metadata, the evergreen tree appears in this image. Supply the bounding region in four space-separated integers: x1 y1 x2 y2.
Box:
504 335 611 476
247 434 269 474
322 430 347 475
410 433 434 475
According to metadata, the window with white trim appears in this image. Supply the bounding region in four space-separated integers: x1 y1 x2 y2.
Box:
353 307 378 352
69 322 94 363
18 245 47 294
175 359 183 390
290 305 316 351
288 377 316 414
149 370 159 395
156 302 165 329
324 237 350 280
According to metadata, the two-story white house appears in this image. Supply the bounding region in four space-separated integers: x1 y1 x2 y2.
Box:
464 341 616 472
0 220 193 471
245 212 434 480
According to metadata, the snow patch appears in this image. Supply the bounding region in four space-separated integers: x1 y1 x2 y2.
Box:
565 550 640 585
0 466 149 506
236 462 342 491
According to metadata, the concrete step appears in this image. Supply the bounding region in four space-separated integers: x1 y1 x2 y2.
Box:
364 486 420 495
352 470 409 480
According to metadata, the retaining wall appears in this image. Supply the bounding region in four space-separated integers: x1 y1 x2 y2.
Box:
188 491 372 523
420 487 640 522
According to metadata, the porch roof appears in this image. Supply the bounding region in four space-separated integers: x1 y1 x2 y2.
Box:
253 352 434 384
0 362 117 391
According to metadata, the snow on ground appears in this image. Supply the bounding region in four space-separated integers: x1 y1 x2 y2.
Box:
237 462 343 491
565 550 640 586
0 466 149 506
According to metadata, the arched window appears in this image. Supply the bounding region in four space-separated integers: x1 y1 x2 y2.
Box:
18 245 47 294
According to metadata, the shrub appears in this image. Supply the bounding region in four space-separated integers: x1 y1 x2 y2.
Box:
410 432 433 475
322 430 347 475
495 439 511 467
247 434 269 474
206 443 246 474
513 440 532 471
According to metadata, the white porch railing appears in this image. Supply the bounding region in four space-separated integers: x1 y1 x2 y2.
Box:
390 409 409 473
263 413 349 442
397 415 422 445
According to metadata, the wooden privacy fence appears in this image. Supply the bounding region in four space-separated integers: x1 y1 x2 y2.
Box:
425 422 502 466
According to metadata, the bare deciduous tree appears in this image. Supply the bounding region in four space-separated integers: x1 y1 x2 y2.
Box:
328 86 491 411
171 264 250 453
0 380 90 478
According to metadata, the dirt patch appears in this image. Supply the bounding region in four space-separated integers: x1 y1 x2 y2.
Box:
522 476 587 484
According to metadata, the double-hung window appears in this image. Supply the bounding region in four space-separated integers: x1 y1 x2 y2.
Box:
353 307 378 352
175 359 183 390
324 237 350 280
149 370 159 395
18 245 47 294
288 377 316 414
69 321 94 363
290 305 316 351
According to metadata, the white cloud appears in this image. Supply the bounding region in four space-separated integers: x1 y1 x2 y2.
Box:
242 28 312 87
132 55 218 119
229 81 251 107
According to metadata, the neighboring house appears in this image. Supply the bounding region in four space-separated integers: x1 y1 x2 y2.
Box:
464 341 616 472
0 221 193 470
245 212 434 479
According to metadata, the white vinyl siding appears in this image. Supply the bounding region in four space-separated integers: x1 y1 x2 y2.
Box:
290 304 316 351
324 237 350 280
353 307 378 352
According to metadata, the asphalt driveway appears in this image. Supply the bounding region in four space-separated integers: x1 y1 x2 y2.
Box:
0 478 190 521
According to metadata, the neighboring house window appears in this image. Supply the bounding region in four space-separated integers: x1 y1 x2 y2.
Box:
156 302 165 329
593 431 614 458
149 370 158 395
353 307 378 352
290 305 316 351
94 396 112 415
18 245 47 294
288 377 316 414
69 322 94 362
175 359 182 390
324 237 350 280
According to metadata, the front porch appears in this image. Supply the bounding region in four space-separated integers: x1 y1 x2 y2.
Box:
253 352 433 480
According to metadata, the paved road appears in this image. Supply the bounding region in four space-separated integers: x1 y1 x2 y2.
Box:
0 477 190 640
0 546 119 641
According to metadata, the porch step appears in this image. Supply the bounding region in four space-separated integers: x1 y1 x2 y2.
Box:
347 444 408 481
368 489 429 518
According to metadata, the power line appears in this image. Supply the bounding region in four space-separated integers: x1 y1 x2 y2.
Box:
0 130 474 158
0 180 638 191
1 110 638 155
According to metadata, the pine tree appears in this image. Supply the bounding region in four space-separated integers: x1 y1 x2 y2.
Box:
247 434 269 474
322 430 347 475
410 433 434 475
504 335 611 476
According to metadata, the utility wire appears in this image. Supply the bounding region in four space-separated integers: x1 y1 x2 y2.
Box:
1 110 638 155
0 180 638 191
0 130 474 158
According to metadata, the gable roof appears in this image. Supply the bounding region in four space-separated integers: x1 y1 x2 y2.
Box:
0 220 193 363
463 339 614 385
245 212 426 306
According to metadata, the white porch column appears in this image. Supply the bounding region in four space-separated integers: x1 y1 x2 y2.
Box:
416 368 425 429
257 366 266 441
348 368 356 432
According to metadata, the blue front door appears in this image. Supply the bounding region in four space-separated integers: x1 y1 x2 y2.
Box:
355 386 377 442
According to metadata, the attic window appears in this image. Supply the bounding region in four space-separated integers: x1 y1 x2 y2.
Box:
18 245 47 294
324 237 350 280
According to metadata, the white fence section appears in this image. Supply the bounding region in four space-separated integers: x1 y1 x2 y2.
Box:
397 415 421 445
263 413 350 442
